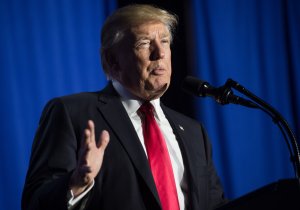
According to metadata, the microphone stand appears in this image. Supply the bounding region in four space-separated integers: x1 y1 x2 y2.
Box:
224 79 300 182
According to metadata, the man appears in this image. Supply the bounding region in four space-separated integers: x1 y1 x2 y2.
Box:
22 4 226 210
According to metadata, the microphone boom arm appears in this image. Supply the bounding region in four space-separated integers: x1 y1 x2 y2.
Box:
226 79 300 179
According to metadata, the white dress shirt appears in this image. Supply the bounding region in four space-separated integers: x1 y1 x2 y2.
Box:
113 80 187 210
68 81 188 210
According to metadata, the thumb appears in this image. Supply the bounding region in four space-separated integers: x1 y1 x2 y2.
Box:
97 130 110 151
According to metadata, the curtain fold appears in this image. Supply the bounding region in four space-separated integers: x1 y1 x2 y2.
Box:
188 0 300 198
1 0 300 208
0 1 116 209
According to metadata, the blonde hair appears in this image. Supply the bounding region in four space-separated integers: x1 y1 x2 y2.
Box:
100 4 178 75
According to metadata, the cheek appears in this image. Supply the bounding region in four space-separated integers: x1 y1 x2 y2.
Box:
165 49 172 69
120 53 141 74
166 55 172 76
120 60 146 86
136 57 152 79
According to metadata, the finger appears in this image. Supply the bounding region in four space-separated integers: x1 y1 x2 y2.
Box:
87 120 96 143
79 132 89 166
79 128 90 152
97 130 110 151
79 128 91 163
83 128 91 146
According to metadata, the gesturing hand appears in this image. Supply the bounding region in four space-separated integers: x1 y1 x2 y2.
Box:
70 120 110 197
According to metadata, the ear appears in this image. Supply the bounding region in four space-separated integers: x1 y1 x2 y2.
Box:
104 52 120 78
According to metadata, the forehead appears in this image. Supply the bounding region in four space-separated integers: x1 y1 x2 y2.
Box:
129 22 170 39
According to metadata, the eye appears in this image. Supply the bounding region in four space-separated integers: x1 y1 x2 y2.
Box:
135 40 150 49
161 38 170 45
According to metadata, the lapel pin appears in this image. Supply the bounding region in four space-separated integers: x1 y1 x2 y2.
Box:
179 125 184 131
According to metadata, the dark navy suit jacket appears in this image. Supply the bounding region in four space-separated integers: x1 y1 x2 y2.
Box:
22 83 226 210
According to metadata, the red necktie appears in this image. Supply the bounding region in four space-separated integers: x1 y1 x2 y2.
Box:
139 102 180 210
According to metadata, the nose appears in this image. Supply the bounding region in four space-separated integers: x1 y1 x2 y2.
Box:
150 41 165 61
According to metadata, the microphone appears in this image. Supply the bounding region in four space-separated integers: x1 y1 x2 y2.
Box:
182 76 258 108
183 76 300 179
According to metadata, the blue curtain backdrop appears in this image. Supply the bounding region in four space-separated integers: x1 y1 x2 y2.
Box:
1 0 300 209
188 0 300 199
0 0 116 209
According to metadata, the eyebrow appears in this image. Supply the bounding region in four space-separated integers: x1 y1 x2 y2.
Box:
135 33 170 42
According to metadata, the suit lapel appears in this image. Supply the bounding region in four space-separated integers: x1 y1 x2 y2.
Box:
96 83 161 206
161 104 200 209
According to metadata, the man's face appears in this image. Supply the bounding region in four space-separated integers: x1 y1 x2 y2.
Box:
112 22 172 100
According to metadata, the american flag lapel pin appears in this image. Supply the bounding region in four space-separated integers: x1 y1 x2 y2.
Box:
179 125 184 131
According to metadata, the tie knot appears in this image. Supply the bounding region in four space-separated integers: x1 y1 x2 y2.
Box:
138 102 154 116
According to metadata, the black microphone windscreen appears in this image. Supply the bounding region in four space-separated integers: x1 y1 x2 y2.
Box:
182 76 207 97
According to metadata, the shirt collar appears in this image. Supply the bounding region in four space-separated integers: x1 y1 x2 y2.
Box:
112 80 162 120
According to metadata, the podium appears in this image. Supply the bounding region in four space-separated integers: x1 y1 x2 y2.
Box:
216 179 300 210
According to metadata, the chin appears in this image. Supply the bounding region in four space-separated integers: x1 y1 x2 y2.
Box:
144 82 169 100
